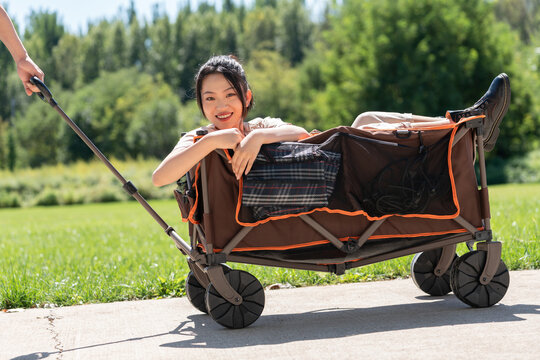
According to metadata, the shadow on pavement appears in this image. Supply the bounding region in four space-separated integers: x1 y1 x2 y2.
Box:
11 297 540 359
162 297 539 349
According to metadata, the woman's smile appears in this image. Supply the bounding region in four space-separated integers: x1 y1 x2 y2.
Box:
216 112 233 120
201 73 251 130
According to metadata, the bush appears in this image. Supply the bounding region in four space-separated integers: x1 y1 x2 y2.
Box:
0 191 21 208
59 190 86 205
505 149 540 183
34 189 60 206
89 187 126 203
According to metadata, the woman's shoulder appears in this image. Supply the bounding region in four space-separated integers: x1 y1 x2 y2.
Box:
174 124 216 150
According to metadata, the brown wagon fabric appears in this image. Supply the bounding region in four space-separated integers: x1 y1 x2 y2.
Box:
176 118 482 253
239 129 456 223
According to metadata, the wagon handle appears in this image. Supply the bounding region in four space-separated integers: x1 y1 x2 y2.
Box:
29 77 193 257
30 76 56 106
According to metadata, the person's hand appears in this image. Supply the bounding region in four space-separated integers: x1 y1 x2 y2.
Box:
208 128 244 150
16 55 44 96
231 131 264 180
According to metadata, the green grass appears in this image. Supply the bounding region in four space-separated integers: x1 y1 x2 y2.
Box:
1 183 539 309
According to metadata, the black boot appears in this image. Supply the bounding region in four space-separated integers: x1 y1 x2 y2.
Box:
447 73 511 152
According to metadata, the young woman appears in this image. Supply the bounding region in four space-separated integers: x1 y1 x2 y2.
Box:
152 55 310 186
153 54 509 186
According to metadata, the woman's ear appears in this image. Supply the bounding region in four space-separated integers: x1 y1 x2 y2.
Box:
245 89 252 107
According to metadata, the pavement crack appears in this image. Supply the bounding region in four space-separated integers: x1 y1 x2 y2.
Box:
46 309 64 359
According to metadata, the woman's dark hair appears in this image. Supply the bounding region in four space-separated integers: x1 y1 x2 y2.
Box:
195 55 254 119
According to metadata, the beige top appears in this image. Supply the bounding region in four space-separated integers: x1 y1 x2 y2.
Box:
173 117 288 152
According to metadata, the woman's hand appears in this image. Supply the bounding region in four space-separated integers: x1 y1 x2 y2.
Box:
16 55 44 96
231 131 264 180
208 128 244 149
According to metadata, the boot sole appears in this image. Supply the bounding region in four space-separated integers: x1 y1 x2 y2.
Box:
484 74 510 152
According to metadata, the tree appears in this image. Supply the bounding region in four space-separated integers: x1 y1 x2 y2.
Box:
0 25 14 121
494 0 540 44
51 34 82 89
277 0 312 65
126 96 181 158
127 17 148 69
223 0 235 12
0 120 6 169
23 10 65 78
245 51 302 124
14 97 62 167
312 0 517 131
80 23 106 83
7 126 16 171
55 68 182 163
241 7 278 59
146 15 175 84
104 21 127 72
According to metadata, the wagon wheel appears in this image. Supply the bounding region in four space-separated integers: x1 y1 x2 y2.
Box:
411 248 457 296
186 264 231 314
450 250 510 308
205 269 265 329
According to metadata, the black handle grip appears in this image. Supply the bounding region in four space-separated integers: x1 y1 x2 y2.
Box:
30 76 56 106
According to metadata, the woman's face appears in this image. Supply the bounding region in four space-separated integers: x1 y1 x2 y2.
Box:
200 73 252 130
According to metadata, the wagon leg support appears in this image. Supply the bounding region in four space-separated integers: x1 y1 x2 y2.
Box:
187 259 210 288
433 244 457 277
453 215 479 251
299 215 348 251
476 241 502 285
222 226 254 255
469 118 491 230
206 265 243 305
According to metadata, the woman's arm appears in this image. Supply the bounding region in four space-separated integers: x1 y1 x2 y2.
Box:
0 6 44 95
231 124 310 179
152 128 244 187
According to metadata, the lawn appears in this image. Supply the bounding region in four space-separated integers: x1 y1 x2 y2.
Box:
1 183 538 309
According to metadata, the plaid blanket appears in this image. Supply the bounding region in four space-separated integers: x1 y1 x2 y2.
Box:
242 142 341 220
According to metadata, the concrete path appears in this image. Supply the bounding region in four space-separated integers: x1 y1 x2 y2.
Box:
1 270 539 360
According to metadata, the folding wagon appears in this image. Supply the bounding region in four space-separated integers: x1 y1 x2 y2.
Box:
31 77 510 329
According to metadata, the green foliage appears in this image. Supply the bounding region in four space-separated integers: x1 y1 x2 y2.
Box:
504 149 540 183
276 0 313 65
23 10 65 77
52 68 182 163
0 191 21 208
245 51 302 123
0 0 539 174
14 92 64 167
494 0 540 44
310 0 517 129
51 34 82 89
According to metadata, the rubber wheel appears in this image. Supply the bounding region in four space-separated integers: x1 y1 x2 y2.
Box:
186 271 209 313
450 250 510 308
186 264 231 314
411 249 456 296
205 269 265 329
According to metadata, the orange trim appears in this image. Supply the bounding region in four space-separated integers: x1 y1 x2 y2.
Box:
210 227 484 253
234 116 484 227
187 162 202 224
223 149 233 161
